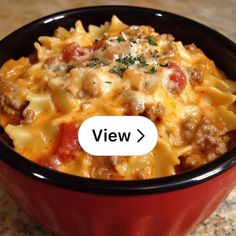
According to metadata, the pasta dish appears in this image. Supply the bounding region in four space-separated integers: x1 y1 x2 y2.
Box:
0 16 235 179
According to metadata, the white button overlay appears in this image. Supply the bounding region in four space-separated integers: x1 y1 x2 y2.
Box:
78 116 158 156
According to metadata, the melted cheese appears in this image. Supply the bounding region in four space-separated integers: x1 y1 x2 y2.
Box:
0 16 236 180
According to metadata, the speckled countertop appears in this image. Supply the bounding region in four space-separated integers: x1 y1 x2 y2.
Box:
0 0 235 235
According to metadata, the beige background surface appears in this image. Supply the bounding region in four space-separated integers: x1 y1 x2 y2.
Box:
0 0 235 235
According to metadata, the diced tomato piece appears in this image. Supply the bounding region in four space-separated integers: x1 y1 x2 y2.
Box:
37 123 81 168
56 123 81 161
62 43 85 63
62 40 104 63
89 40 104 51
168 63 187 92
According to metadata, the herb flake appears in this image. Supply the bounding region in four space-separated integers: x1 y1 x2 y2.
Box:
145 67 157 74
116 55 137 67
117 35 126 42
145 36 157 46
86 57 105 67
109 66 126 77
150 50 160 58
159 63 168 67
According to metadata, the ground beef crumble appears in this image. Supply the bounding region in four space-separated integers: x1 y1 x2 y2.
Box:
180 115 229 170
0 80 26 119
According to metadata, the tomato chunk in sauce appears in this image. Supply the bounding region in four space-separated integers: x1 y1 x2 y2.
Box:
57 123 81 159
38 123 81 168
62 40 104 62
168 63 187 92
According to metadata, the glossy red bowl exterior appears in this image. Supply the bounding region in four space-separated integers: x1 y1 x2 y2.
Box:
0 6 236 236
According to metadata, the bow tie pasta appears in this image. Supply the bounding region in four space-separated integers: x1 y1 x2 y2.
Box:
0 16 236 179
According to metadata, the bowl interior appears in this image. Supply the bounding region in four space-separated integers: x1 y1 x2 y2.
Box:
0 6 236 194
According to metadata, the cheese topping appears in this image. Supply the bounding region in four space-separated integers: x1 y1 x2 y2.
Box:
0 16 236 180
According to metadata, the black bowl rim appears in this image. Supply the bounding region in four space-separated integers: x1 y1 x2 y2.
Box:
0 5 236 195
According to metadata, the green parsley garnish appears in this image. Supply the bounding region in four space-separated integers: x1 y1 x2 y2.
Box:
150 50 160 58
117 35 126 42
105 81 112 84
159 63 168 67
116 55 149 68
109 66 126 77
145 36 157 46
86 57 105 67
145 67 157 74
116 55 137 67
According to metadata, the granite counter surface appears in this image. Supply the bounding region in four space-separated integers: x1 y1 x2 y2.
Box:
0 0 235 235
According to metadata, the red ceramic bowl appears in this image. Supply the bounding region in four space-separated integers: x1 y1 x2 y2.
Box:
0 6 236 236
